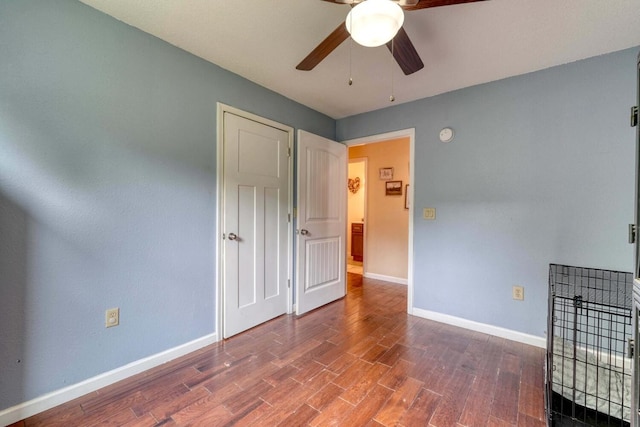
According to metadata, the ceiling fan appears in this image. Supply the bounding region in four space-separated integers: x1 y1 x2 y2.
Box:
296 0 486 76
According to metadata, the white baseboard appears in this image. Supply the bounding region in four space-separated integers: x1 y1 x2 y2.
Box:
0 333 219 426
363 272 407 285
411 308 546 348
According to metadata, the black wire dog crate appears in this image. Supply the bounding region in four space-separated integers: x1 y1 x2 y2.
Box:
546 264 634 426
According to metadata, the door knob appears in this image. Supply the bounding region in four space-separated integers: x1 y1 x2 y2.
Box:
228 232 238 241
300 229 309 236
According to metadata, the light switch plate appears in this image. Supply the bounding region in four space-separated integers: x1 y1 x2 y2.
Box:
512 286 524 301
423 208 436 220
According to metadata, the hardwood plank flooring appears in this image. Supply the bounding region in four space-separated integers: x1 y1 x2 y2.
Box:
12 274 546 427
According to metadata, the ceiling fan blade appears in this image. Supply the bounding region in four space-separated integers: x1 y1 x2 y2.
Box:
386 27 424 75
404 0 487 11
296 23 350 71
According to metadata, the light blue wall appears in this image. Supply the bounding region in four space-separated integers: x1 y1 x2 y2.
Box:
0 0 334 410
338 47 639 338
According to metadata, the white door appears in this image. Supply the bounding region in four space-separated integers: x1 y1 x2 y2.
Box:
296 130 347 315
223 112 290 338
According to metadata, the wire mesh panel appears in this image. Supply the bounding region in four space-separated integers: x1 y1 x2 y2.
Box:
547 264 633 427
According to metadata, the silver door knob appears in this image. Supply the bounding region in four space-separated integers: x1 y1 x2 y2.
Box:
300 229 309 236
228 233 238 241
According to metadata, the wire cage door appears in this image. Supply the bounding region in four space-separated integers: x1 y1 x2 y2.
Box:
546 264 633 427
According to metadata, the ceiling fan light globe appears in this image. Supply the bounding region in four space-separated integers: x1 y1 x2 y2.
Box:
346 0 404 48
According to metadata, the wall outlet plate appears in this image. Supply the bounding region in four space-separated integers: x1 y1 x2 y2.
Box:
105 308 119 328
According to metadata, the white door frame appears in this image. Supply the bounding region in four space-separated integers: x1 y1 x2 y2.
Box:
342 128 415 314
215 103 294 339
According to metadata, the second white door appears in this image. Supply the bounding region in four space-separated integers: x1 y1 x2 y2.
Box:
296 130 347 315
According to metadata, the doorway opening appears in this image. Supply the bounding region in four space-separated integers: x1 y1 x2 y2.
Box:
347 158 366 276
343 129 415 312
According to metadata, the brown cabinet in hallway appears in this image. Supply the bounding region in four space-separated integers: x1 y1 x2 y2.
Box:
351 222 363 262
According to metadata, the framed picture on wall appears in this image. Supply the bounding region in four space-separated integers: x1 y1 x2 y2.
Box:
385 180 402 196
379 167 393 180
404 184 410 209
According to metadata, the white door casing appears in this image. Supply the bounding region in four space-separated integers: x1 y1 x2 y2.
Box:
221 109 291 338
296 130 347 315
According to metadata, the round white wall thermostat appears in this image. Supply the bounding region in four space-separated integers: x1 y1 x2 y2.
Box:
439 127 454 143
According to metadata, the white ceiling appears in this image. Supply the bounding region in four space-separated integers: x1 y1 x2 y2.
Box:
79 0 640 119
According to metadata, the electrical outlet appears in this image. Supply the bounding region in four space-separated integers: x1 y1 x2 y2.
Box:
105 308 119 328
512 286 524 301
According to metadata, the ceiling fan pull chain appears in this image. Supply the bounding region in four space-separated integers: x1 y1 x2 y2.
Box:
390 38 395 102
348 32 353 86
348 6 353 86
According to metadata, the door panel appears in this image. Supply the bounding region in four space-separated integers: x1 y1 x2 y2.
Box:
296 130 347 315
306 238 341 289
264 187 280 299
223 112 289 337
237 185 256 308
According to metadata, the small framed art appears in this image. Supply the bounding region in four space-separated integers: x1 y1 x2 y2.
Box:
385 180 402 196
379 167 393 180
404 184 410 209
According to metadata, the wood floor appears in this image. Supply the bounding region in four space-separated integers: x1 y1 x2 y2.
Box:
13 274 546 427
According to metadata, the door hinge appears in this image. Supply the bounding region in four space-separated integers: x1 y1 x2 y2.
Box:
288 213 291 223
288 147 291 157
628 338 634 359
629 224 637 244
287 279 291 288
632 106 638 127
